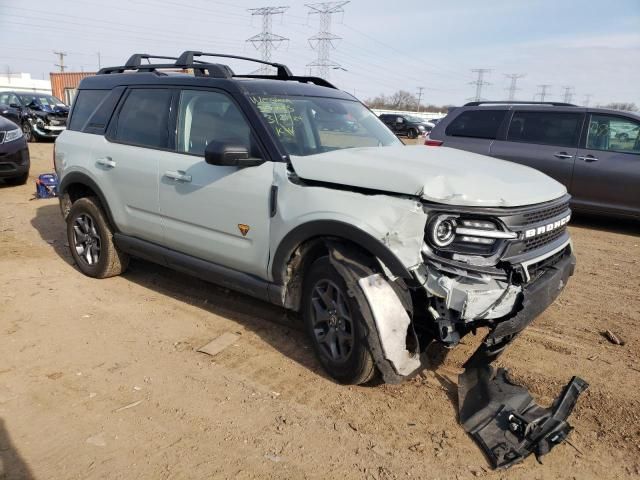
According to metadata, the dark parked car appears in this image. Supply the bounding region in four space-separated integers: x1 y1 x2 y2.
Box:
0 116 30 185
0 91 69 142
427 101 640 219
379 113 433 139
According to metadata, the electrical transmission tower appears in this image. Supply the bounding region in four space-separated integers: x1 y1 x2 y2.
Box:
416 86 425 112
469 69 491 101
246 6 290 75
535 84 552 102
504 73 525 101
561 86 574 103
582 94 593 107
54 51 67 72
306 1 349 79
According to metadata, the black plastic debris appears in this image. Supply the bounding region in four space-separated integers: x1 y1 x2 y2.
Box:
458 365 588 469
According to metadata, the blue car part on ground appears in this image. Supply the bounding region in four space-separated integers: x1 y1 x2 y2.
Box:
36 173 58 198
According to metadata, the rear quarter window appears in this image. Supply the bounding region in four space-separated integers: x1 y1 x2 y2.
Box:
113 89 172 149
68 90 109 131
507 111 582 148
445 110 506 139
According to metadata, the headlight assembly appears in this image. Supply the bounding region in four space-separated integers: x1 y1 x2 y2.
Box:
428 215 457 247
3 128 23 143
426 215 517 252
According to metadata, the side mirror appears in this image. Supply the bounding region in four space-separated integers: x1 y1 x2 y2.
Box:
9 103 20 109
204 141 264 167
396 117 404 123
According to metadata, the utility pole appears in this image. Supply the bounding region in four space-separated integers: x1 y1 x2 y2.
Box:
246 6 290 75
469 69 491 102
97 51 102 70
535 84 552 102
416 86 425 112
54 51 67 72
306 1 349 79
562 86 574 104
582 94 593 107
504 73 525 101
5 66 13 84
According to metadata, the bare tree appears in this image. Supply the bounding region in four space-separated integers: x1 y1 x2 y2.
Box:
600 102 638 112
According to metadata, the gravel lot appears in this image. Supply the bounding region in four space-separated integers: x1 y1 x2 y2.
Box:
1 143 639 479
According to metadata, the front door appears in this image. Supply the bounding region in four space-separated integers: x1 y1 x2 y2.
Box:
158 89 274 278
571 113 640 216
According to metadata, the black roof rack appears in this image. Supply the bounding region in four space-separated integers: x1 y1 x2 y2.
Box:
464 101 577 107
97 50 337 89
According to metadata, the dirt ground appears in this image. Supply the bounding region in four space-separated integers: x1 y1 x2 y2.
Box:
0 143 639 480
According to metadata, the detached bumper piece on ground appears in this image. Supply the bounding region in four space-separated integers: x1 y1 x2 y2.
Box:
458 253 588 469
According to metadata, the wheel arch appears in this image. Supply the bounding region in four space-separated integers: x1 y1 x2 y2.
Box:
58 172 116 228
271 220 413 311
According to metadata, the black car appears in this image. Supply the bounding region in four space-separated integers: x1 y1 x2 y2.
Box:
0 91 69 142
0 116 30 185
379 113 432 139
427 101 640 219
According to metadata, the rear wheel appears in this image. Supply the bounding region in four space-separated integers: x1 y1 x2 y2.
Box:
66 197 129 278
407 128 418 139
303 256 376 385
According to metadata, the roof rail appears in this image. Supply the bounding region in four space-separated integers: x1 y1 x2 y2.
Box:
464 101 577 107
97 51 337 88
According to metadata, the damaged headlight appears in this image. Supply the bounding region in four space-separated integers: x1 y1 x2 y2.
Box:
425 214 517 255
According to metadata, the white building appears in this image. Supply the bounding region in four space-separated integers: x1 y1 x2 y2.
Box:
0 73 52 94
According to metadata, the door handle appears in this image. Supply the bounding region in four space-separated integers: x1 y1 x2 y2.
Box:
553 152 574 159
577 155 598 162
96 156 116 168
164 170 192 183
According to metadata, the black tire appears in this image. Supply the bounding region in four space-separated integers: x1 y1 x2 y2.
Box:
302 256 376 385
22 122 37 143
4 172 29 185
66 197 129 278
407 128 418 139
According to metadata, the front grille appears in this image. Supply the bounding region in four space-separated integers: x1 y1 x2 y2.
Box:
522 201 570 225
0 131 5 143
523 226 567 252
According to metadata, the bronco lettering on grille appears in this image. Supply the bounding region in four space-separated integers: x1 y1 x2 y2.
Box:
524 214 570 239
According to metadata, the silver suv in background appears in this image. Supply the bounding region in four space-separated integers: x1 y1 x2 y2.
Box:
427 101 640 219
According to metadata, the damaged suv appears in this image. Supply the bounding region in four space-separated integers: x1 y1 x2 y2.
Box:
55 52 576 387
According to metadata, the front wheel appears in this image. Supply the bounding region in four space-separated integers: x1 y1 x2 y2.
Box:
407 128 418 139
22 122 36 143
66 197 129 278
302 257 376 385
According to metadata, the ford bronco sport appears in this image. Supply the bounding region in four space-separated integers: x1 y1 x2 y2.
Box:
55 52 576 386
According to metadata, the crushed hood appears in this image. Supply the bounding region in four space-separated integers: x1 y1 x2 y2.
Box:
289 146 567 207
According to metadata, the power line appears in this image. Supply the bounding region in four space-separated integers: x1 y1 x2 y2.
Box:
306 1 349 80
562 85 574 103
416 86 425 111
469 68 491 101
535 84 552 102
504 73 525 101
53 51 67 72
246 6 290 74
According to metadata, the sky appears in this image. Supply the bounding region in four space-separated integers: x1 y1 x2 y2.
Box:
1 0 639 107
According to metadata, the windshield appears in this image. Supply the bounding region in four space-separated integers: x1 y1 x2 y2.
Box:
18 94 65 108
248 95 402 156
406 115 425 123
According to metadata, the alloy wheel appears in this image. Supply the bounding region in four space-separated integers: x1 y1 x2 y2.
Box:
310 279 354 362
72 213 102 266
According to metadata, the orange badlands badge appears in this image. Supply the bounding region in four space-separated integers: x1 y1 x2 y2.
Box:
238 224 250 236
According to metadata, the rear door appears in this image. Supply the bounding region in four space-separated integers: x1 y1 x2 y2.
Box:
93 87 173 242
571 112 640 216
435 109 507 155
489 109 584 188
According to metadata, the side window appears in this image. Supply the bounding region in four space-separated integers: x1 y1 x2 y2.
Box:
177 89 255 157
586 114 640 154
68 90 109 132
0 94 8 105
445 110 506 139
507 111 582 148
114 89 172 149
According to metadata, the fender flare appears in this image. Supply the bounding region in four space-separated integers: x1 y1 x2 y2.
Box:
271 220 412 284
58 171 117 228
